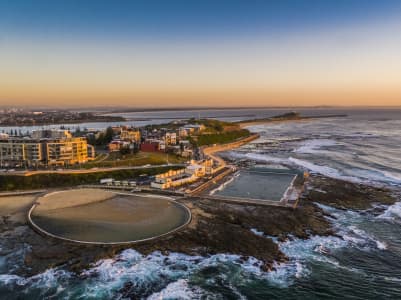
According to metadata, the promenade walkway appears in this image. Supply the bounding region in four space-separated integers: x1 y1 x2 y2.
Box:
0 163 185 177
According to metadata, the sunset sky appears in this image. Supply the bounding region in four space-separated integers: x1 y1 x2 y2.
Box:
1 0 401 107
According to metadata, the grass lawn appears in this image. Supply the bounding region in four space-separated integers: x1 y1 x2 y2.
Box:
0 166 181 191
78 151 187 169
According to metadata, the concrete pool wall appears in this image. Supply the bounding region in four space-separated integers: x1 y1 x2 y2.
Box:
28 189 191 245
209 167 304 206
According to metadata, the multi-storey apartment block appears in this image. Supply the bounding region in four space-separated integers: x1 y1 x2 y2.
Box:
0 130 94 168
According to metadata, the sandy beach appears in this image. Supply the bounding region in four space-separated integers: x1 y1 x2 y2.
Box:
0 195 37 223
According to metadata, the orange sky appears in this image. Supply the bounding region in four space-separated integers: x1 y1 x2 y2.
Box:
1 17 401 107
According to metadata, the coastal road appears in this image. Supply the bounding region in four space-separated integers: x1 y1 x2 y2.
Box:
0 163 186 177
202 133 260 169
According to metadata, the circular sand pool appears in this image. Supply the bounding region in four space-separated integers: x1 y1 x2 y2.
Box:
28 189 191 244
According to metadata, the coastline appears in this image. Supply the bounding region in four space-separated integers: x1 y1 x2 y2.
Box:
0 116 398 283
239 118 311 128
238 114 347 128
0 116 126 127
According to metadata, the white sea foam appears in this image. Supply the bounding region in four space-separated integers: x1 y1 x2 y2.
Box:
294 139 339 154
209 172 239 195
376 240 388 250
230 152 289 165
232 151 368 184
250 228 264 237
257 234 347 287
264 261 301 287
0 249 270 298
0 268 71 292
377 201 401 223
250 228 279 243
268 203 393 287
287 157 364 183
317 203 389 251
270 231 383 286
342 226 388 250
0 274 25 285
349 168 401 185
80 250 269 298
147 279 203 300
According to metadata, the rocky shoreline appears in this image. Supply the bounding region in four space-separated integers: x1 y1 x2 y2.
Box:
0 174 398 278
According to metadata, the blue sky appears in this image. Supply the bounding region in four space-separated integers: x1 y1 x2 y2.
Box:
1 0 400 40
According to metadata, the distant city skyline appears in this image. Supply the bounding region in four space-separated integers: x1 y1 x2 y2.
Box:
1 0 401 107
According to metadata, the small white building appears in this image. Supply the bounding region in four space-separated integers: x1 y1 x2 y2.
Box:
151 159 214 190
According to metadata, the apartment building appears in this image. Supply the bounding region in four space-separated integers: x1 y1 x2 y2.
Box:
46 137 88 166
0 139 43 167
164 132 177 145
0 130 94 167
120 129 141 143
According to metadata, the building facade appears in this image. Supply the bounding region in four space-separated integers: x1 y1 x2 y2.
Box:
0 139 42 167
120 129 141 143
46 137 88 166
0 130 93 167
164 132 177 145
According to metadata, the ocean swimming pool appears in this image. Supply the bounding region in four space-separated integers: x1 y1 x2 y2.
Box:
29 189 191 244
214 169 297 201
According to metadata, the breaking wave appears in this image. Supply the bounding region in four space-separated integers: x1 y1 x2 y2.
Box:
147 279 204 300
229 152 289 165
209 172 240 195
294 139 339 154
377 201 401 223
264 203 393 288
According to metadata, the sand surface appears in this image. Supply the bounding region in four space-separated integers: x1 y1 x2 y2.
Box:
0 195 37 223
35 194 181 224
30 189 190 243
35 188 115 212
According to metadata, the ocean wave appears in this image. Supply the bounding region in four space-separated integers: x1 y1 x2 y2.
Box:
377 201 401 223
0 268 72 299
342 226 388 250
263 261 309 287
0 250 267 299
80 250 267 298
250 228 264 237
271 231 385 287
263 234 347 287
230 152 289 165
348 168 401 185
230 151 386 185
294 139 339 154
209 172 239 195
267 204 392 287
233 148 401 186
250 228 279 242
147 279 204 300
287 157 363 183
317 203 389 251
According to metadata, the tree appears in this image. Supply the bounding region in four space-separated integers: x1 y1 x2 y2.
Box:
74 126 81 137
104 127 114 144
95 133 105 145
87 134 96 146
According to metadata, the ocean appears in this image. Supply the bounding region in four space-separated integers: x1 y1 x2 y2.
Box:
1 109 401 299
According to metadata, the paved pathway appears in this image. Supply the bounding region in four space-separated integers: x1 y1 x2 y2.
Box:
0 164 185 177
